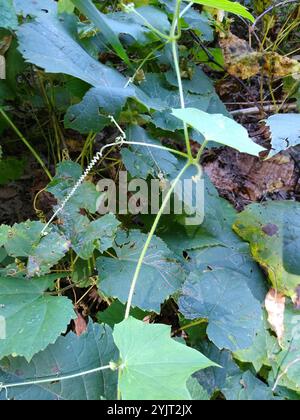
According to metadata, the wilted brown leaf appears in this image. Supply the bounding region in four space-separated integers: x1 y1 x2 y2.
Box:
220 33 300 79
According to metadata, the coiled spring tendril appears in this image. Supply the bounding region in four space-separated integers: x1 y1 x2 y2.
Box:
40 116 126 236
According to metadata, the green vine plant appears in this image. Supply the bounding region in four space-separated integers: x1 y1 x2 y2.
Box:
38 0 262 325
3 0 299 401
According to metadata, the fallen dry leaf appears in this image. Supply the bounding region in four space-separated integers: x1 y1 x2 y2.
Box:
265 289 286 345
220 33 300 80
203 148 297 207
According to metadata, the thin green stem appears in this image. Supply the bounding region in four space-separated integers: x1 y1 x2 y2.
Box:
130 8 170 41
0 107 52 180
0 365 112 392
196 140 208 162
170 1 193 160
124 161 191 319
175 319 207 334
180 1 194 18
124 0 193 320
117 368 122 400
121 140 189 159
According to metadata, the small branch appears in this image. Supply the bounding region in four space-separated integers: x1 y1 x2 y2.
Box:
230 103 297 116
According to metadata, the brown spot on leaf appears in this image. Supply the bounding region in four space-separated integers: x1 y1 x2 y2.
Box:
262 224 279 236
74 312 87 336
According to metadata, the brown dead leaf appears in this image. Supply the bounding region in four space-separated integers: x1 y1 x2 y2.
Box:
203 148 296 206
265 289 286 345
263 52 300 78
74 312 87 336
220 33 300 79
219 33 259 79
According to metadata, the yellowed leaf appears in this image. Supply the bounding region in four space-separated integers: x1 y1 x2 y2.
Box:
265 288 286 345
220 33 300 79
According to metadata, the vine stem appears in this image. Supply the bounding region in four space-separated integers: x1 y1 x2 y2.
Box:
272 357 300 392
129 8 170 41
0 107 52 180
0 365 112 394
179 1 194 18
121 141 189 159
124 161 191 319
124 0 194 320
196 139 208 162
170 1 193 160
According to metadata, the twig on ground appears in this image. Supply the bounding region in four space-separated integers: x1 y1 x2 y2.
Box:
230 103 297 116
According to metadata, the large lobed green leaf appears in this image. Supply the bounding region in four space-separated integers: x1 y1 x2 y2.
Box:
46 161 100 213
72 0 131 66
0 221 70 276
179 268 263 351
0 276 75 361
17 13 127 89
113 317 217 400
194 342 278 400
97 230 186 312
233 201 300 296
172 108 266 156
